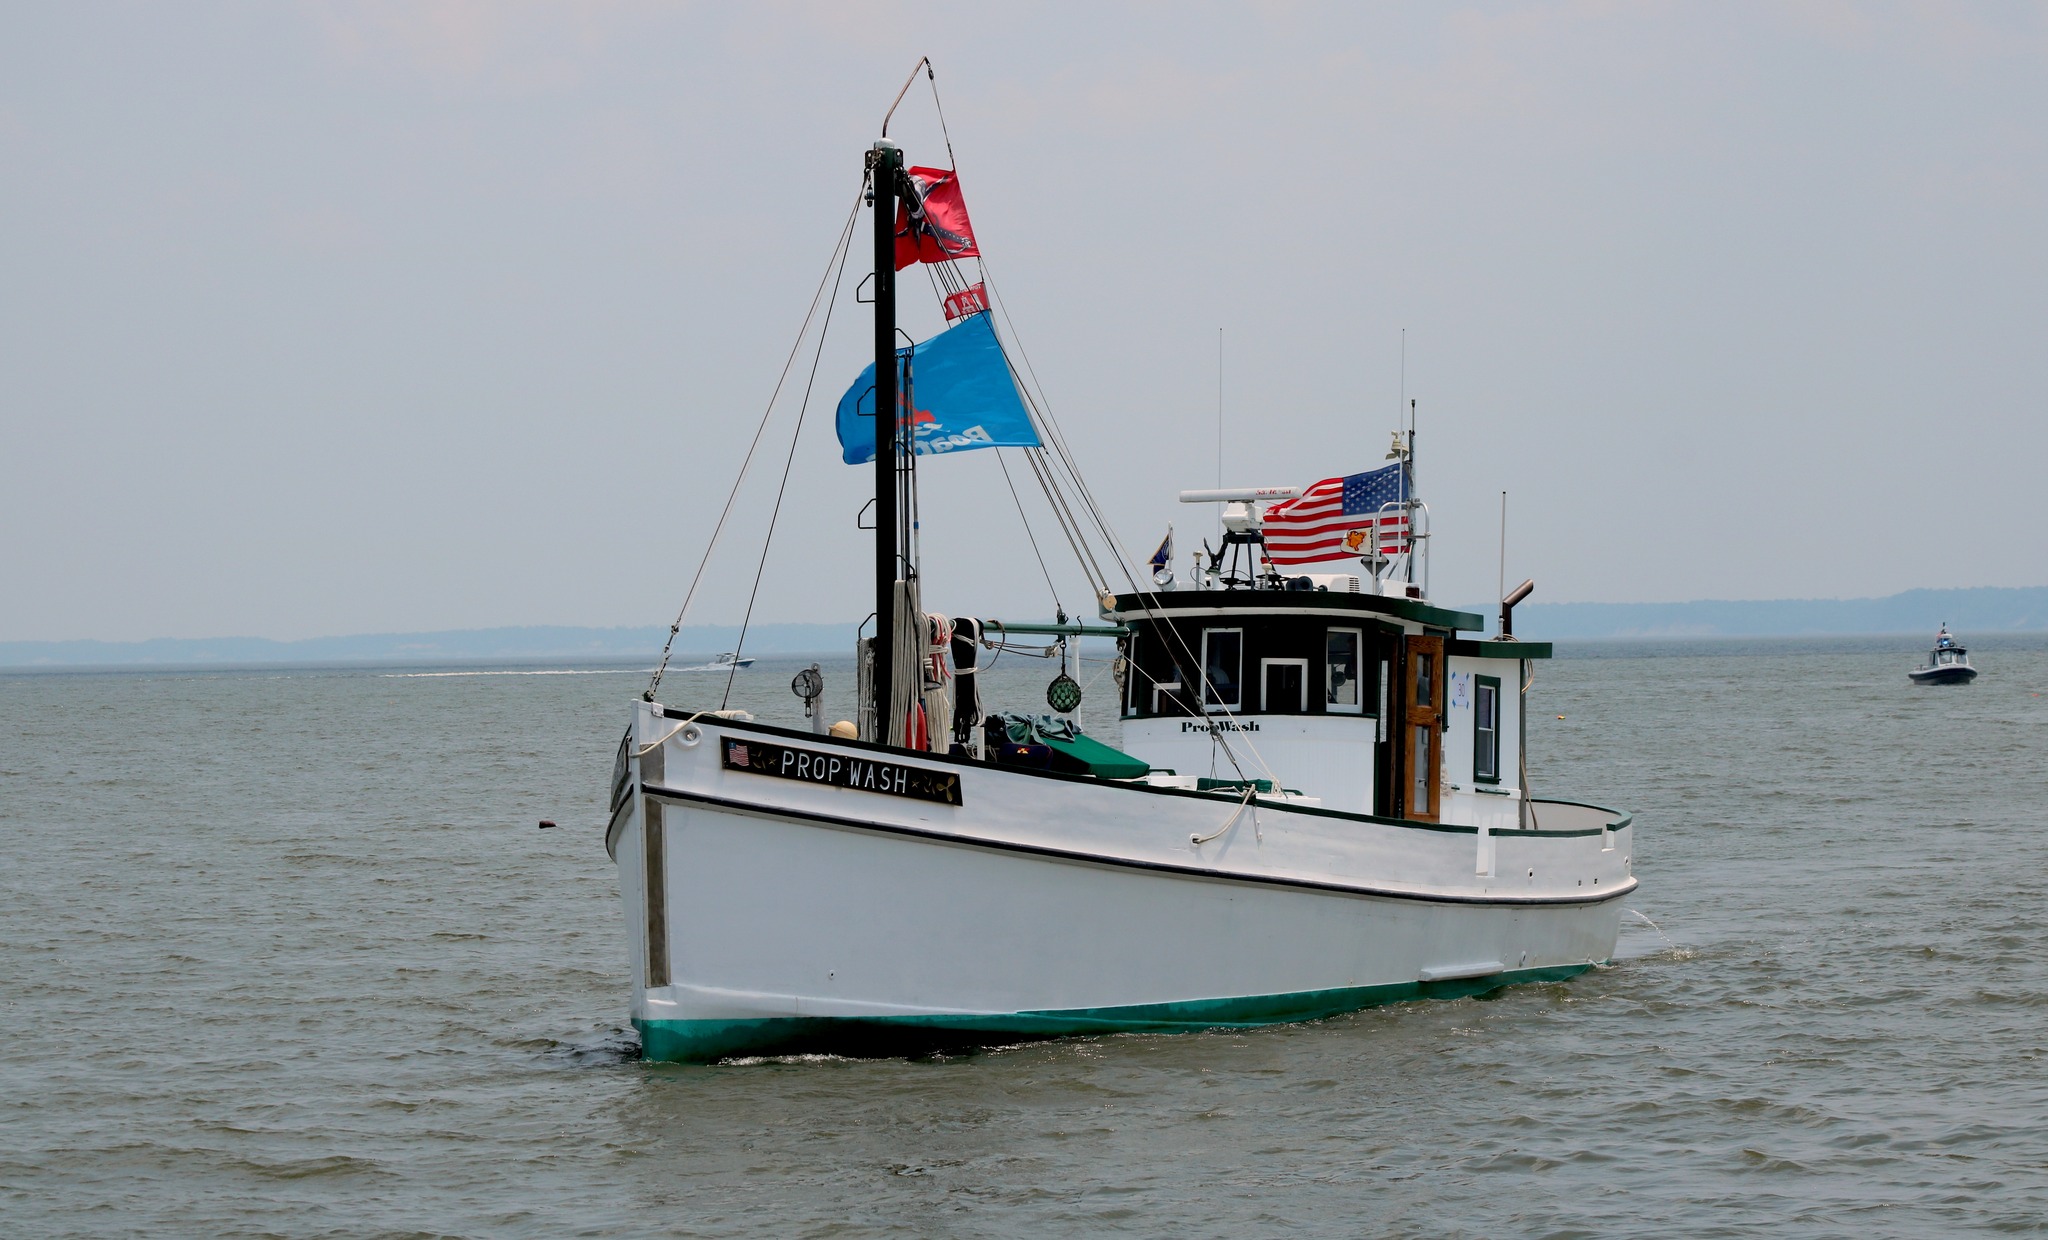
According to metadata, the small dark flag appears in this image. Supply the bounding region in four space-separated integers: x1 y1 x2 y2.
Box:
1149 528 1174 573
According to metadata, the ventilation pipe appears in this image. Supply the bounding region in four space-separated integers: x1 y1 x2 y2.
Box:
1500 579 1535 638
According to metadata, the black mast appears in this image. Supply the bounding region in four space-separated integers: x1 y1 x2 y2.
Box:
870 139 902 745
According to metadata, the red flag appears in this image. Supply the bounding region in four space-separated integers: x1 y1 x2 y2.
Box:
894 166 980 270
942 282 989 322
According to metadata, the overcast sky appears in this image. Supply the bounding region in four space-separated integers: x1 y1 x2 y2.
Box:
4 2 2044 642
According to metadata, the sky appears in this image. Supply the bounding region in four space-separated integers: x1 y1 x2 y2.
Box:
3 2 2045 642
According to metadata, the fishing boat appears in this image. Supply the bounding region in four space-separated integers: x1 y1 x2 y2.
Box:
674 652 755 673
1909 624 1977 685
602 72 1635 1063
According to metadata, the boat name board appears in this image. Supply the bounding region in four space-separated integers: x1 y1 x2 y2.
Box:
721 737 963 806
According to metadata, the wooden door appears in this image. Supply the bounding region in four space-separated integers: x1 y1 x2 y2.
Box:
1402 635 1443 822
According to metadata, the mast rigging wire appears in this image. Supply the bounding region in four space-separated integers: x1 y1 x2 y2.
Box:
995 449 1063 614
644 187 865 701
882 63 1278 788
881 55 956 189
1021 443 1111 595
976 265 1280 790
718 178 864 709
879 57 931 140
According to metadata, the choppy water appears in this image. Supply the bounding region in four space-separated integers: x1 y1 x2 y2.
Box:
5 636 2048 1237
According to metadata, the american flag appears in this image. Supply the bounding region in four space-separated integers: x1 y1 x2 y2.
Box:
1261 464 1411 566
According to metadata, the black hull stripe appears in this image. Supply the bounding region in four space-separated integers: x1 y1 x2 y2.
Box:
638 782 1639 909
603 797 634 862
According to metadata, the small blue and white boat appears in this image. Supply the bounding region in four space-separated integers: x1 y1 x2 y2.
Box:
675 652 755 673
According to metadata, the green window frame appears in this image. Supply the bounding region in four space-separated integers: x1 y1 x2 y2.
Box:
1473 674 1501 784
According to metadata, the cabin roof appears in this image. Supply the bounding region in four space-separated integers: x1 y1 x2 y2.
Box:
1109 589 1486 633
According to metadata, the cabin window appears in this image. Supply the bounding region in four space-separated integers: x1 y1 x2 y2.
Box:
1414 651 1435 709
1262 659 1308 713
1473 675 1501 783
1152 681 1186 715
1326 628 1363 714
1202 628 1242 710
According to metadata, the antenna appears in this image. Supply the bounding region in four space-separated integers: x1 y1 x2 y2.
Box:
1498 490 1508 611
1405 397 1418 584
1397 330 1415 583
1216 327 1224 541
880 57 933 136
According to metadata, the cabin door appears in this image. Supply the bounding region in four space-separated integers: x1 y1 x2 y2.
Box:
1401 635 1443 822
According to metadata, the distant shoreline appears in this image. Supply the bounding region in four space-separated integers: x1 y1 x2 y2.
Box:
0 623 853 671
1484 585 2048 641
5 586 2045 669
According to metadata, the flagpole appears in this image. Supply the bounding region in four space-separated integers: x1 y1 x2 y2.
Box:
871 139 902 745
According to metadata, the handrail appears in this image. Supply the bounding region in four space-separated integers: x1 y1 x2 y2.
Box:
984 619 1129 638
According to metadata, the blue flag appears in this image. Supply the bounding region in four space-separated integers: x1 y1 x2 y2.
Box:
834 314 1041 465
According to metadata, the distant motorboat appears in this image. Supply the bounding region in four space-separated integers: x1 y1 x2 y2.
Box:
1909 625 1977 685
676 652 756 673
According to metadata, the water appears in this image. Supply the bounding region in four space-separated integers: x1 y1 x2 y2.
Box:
5 636 2047 1236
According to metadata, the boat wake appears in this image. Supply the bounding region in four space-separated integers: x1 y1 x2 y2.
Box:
380 669 644 678
540 1026 643 1067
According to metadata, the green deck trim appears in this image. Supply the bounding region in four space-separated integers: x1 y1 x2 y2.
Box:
1448 638 1553 659
634 962 1595 1063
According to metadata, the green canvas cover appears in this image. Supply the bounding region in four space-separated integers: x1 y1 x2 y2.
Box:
1040 730 1150 780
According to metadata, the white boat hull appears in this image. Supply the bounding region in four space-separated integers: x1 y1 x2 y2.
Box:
609 703 1635 1062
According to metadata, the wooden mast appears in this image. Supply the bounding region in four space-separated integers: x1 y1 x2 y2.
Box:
870 140 902 745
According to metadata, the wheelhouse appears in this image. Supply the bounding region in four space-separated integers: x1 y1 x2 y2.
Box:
1110 589 1551 828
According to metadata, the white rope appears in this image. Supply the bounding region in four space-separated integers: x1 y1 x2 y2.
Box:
1191 785 1259 846
633 710 712 758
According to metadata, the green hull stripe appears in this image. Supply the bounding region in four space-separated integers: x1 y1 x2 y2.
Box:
634 963 1594 1063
